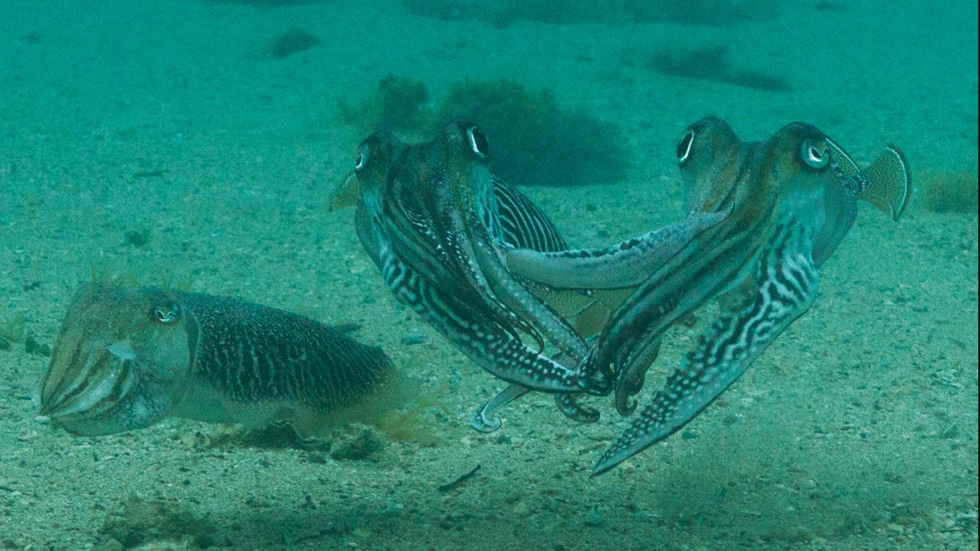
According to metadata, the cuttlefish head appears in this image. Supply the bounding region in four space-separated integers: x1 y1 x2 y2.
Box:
348 122 494 256
677 117 897 265
330 129 403 211
38 283 198 436
761 122 908 263
676 116 743 214
395 120 495 234
344 130 404 267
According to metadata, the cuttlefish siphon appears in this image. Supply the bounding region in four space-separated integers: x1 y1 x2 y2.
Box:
506 117 911 474
38 282 403 437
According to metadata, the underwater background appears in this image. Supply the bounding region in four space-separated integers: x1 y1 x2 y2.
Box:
0 0 977 549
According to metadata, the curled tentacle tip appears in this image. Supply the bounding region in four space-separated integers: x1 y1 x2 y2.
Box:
615 399 638 416
469 407 502 433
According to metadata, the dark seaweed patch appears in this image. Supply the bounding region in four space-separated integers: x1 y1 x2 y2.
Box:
918 171 979 214
339 76 627 186
339 74 431 134
401 0 777 27
651 45 791 92
123 228 151 248
205 0 322 5
442 78 627 186
266 27 321 59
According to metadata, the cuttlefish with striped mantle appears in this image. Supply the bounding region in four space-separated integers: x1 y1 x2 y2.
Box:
505 117 911 475
332 121 631 420
38 283 402 437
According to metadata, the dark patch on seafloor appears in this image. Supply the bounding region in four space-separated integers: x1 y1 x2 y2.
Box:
651 45 792 92
339 75 628 187
204 0 325 6
266 28 321 58
400 0 778 27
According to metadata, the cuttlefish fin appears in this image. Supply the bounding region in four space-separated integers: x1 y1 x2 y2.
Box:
505 207 732 290
857 146 911 221
828 140 911 221
592 222 820 476
328 172 361 211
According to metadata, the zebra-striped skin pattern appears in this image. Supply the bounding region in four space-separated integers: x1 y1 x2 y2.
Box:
38 282 396 437
349 122 600 397
491 174 568 253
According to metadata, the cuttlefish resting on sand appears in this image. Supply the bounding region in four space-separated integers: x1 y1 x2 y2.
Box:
38 282 402 437
333 121 611 407
506 117 911 474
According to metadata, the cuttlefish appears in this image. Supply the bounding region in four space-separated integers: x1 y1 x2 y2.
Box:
334 121 627 418
505 117 910 474
38 282 403 436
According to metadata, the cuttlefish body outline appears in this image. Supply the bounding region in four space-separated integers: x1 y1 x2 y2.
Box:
505 117 911 475
339 121 621 411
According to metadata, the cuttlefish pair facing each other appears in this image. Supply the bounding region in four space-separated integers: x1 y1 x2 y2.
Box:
333 117 910 475
506 116 910 474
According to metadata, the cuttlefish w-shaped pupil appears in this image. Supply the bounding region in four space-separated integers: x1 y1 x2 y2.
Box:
801 140 830 169
150 301 181 324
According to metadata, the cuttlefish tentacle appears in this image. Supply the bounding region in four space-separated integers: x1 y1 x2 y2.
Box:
613 336 661 416
504 208 732 290
554 392 600 423
470 383 531 432
593 221 819 475
446 126 590 364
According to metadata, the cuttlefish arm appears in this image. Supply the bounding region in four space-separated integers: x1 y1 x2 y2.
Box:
470 383 532 432
376 242 584 393
504 207 732 290
445 125 590 364
592 121 911 473
593 221 819 475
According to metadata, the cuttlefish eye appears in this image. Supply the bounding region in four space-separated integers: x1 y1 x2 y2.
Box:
800 139 830 169
150 301 181 324
676 129 695 165
466 125 490 159
354 145 369 171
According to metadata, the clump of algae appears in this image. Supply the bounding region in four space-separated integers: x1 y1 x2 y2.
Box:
101 497 218 549
339 75 627 187
339 74 431 135
917 170 979 214
0 312 27 349
436 78 627 186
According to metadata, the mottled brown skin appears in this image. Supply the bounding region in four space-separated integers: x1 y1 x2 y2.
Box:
38 282 397 437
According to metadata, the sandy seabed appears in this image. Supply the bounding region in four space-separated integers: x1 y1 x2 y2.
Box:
0 1 977 549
